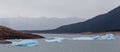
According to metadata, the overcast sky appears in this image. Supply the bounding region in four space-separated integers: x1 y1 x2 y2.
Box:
0 0 120 19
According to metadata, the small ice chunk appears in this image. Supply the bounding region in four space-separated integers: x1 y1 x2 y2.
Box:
12 40 39 47
93 34 115 40
101 34 115 40
72 37 93 40
93 35 101 40
45 37 65 42
107 34 115 40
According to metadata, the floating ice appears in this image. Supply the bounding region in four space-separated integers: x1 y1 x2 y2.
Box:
45 34 115 42
12 40 39 47
93 34 115 40
45 37 65 42
73 34 115 40
72 37 94 40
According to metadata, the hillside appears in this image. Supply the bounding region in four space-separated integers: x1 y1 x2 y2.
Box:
0 25 44 39
39 6 120 33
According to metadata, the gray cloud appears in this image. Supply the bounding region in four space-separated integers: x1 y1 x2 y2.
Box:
0 0 119 19
0 17 85 30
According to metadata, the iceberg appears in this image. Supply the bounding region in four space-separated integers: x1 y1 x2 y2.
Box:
45 37 65 42
72 34 115 40
45 34 115 42
72 37 94 40
93 34 115 40
12 40 39 47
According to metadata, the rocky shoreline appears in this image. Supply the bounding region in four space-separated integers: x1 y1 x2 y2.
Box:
0 40 12 44
0 25 45 44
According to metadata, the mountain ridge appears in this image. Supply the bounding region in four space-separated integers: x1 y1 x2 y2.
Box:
37 6 120 33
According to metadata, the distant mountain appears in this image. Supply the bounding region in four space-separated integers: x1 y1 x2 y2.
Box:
39 6 120 33
0 17 85 30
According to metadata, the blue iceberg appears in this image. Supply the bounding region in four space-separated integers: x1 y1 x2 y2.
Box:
45 34 115 42
93 34 115 40
72 34 115 40
12 40 39 47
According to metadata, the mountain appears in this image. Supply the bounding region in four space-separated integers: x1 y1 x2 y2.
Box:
38 6 120 33
0 17 85 30
0 25 44 40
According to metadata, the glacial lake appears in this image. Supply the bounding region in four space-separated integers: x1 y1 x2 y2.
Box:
1 33 120 52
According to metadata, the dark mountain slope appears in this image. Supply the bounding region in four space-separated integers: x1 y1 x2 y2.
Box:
0 25 45 40
37 6 120 33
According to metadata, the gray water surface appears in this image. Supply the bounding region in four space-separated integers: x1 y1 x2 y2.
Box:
1 34 120 52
